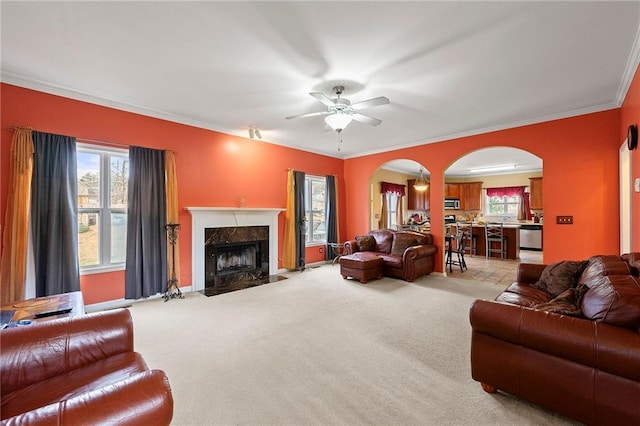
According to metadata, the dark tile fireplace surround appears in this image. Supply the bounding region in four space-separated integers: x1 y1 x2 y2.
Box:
204 226 281 296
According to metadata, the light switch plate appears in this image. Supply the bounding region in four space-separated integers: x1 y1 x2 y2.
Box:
635 177 640 192
557 215 573 225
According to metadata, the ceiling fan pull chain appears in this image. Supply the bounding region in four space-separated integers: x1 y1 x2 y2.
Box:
337 133 343 151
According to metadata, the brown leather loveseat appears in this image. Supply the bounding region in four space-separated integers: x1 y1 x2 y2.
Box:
470 253 640 425
343 228 437 282
1 308 173 425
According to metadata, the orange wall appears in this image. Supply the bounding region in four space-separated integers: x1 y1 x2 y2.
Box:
620 66 640 252
345 109 622 271
0 84 345 304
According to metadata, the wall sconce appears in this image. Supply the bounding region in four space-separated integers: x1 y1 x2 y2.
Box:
249 126 262 140
413 168 429 191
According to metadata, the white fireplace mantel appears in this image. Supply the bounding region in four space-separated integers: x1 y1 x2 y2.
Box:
186 207 285 292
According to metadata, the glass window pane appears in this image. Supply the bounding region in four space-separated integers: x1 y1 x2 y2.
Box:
78 213 100 266
110 155 129 208
111 213 127 263
77 152 100 208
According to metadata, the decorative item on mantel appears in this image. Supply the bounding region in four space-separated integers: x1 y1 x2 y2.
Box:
164 223 184 302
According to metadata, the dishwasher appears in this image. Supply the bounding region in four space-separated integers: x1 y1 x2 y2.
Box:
520 224 543 250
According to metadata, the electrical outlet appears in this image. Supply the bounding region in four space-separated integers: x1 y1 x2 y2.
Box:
556 215 573 225
319 247 324 254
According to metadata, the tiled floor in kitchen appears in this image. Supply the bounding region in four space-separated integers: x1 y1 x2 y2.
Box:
446 250 544 287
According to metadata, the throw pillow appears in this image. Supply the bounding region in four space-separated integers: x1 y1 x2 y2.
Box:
532 260 588 297
534 285 588 317
391 238 418 256
355 235 376 252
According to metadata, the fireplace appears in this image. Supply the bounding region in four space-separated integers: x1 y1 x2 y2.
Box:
186 207 284 293
204 226 269 292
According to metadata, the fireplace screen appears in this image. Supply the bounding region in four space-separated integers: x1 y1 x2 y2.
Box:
215 242 258 276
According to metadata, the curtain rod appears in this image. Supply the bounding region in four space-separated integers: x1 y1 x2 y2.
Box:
6 126 130 149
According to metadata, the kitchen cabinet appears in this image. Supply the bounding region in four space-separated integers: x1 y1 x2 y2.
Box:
444 184 459 199
462 182 482 211
529 177 543 210
407 179 430 210
444 182 482 210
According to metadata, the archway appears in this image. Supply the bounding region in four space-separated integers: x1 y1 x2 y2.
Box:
443 147 543 284
369 159 431 231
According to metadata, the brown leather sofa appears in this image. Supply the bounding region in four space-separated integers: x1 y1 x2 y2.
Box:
1 308 173 425
470 254 640 425
343 228 437 282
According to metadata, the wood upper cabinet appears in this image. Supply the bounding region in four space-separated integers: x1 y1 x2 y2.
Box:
444 183 460 199
444 182 482 210
529 177 543 210
407 179 430 211
463 182 482 211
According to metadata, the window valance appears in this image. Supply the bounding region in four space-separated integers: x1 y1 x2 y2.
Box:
486 186 526 198
380 181 405 196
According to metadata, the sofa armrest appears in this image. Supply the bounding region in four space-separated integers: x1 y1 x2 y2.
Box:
343 239 359 255
1 309 134 397
516 263 547 284
0 370 174 426
403 244 437 261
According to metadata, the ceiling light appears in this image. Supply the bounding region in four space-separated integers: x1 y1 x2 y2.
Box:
248 127 254 139
469 164 516 173
413 168 429 191
325 113 353 132
254 128 261 139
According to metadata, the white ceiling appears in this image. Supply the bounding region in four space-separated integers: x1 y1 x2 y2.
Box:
2 1 639 174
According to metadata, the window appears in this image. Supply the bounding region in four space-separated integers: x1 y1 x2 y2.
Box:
387 193 398 228
77 144 129 272
486 195 519 217
304 176 326 245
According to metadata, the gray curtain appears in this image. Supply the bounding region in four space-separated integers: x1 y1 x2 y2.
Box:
294 171 306 271
325 175 338 261
125 147 167 299
31 131 80 297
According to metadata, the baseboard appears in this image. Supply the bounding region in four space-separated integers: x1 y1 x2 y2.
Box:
85 286 193 313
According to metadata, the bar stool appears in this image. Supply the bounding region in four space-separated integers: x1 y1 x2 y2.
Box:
446 232 467 273
485 222 507 259
456 221 476 256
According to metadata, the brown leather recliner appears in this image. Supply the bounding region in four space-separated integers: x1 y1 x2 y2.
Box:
470 254 640 425
1 308 173 425
343 228 437 282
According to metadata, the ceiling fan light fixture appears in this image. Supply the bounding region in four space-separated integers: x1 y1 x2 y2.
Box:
413 168 429 191
325 112 353 132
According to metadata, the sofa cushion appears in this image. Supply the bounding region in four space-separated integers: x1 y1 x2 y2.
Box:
534 285 588 317
369 229 394 253
579 255 633 287
355 235 376 252
581 275 640 330
378 253 402 267
532 260 587 297
495 283 552 307
391 237 418 256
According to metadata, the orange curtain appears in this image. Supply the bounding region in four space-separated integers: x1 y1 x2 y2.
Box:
282 169 296 269
0 128 34 304
165 150 180 286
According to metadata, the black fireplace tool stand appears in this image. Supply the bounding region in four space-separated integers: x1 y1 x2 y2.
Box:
164 223 184 302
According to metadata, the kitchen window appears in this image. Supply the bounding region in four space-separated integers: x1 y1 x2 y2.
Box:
387 193 399 228
77 144 129 272
486 195 519 217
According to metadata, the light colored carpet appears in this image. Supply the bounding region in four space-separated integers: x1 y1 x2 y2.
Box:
130 265 576 426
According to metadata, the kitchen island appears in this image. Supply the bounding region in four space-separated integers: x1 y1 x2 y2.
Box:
449 223 520 260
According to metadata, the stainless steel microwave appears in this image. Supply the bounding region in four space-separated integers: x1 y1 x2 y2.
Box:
444 198 460 210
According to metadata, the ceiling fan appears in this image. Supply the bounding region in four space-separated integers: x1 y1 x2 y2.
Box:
286 85 390 133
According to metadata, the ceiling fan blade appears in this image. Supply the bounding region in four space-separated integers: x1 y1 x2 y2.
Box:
309 92 336 107
352 113 382 127
351 96 390 110
285 110 330 120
